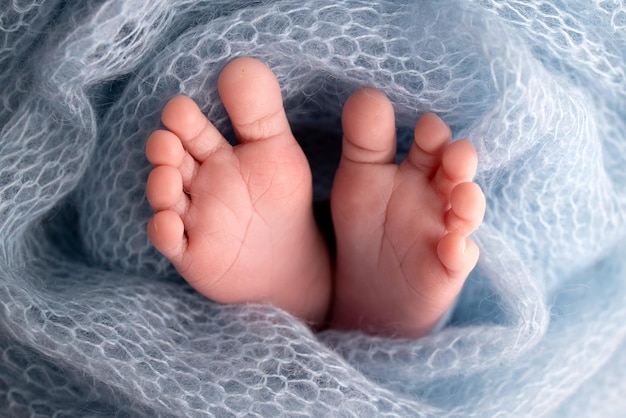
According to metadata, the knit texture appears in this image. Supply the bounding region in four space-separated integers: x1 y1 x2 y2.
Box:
1 0 625 416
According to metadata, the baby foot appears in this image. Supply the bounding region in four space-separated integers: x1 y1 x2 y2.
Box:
145 58 331 326
330 88 485 338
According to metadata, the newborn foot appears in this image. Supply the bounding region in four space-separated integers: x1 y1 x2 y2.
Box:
145 58 331 326
330 89 485 338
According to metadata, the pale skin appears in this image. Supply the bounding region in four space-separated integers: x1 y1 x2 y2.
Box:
145 57 485 338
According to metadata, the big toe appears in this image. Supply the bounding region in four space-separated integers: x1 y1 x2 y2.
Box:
340 88 397 165
217 57 293 144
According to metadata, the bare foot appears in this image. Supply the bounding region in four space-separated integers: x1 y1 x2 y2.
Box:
145 58 331 326
330 88 485 338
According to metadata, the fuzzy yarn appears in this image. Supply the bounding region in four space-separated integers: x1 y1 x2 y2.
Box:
1 0 625 416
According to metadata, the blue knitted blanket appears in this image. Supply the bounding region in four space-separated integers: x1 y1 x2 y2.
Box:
1 1 625 416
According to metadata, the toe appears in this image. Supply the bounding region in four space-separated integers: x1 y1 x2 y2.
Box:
146 129 198 190
148 210 188 268
433 139 478 197
217 57 293 144
404 113 452 175
340 88 396 165
161 95 228 162
445 182 486 235
437 232 480 275
146 130 185 166
146 166 189 215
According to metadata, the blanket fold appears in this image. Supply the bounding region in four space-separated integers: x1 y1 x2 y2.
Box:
1 1 625 416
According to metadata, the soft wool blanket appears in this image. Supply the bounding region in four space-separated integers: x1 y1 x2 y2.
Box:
1 0 625 416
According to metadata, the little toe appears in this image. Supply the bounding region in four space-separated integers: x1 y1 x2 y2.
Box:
437 232 480 275
146 165 189 215
161 95 228 162
148 210 188 269
217 57 293 144
445 182 486 235
340 88 396 165
404 113 452 175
